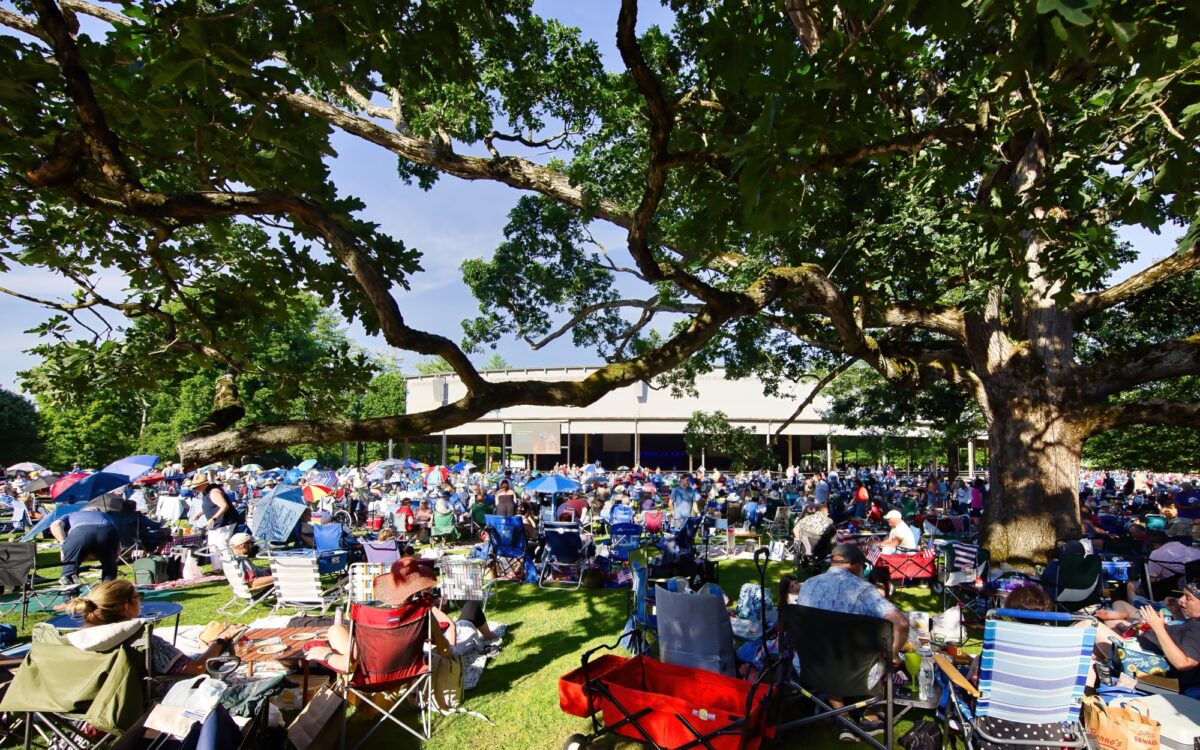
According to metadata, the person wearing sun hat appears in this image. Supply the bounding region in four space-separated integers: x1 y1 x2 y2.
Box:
190 471 237 564
304 556 457 671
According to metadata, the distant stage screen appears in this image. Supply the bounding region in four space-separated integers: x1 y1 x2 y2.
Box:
510 422 562 455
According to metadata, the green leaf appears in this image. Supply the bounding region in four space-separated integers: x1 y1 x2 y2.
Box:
1037 0 1098 27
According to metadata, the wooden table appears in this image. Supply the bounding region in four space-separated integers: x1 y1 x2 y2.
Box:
236 626 329 698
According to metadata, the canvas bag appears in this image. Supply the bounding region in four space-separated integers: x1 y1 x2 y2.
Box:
429 650 464 712
1082 696 1161 750
287 684 344 750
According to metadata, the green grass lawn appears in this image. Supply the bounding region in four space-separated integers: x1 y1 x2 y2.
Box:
1 543 973 750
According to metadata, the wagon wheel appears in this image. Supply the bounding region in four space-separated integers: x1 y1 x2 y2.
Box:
562 733 592 750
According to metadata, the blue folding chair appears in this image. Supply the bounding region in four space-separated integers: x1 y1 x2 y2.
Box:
313 523 349 575
610 504 634 526
609 523 643 563
538 522 587 589
485 514 527 578
939 608 1096 750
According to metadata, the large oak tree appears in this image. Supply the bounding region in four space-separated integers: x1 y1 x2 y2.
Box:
1 0 1197 562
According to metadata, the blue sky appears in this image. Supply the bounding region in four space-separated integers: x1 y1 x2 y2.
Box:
0 2 1180 392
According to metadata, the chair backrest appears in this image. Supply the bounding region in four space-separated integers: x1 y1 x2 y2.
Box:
1145 514 1167 531
772 506 791 528
630 557 651 625
269 556 326 605
0 542 36 590
543 523 586 564
432 511 456 532
610 504 634 526
610 523 643 559
313 523 343 553
976 610 1096 725
362 540 400 566
777 604 893 698
485 514 526 558
643 510 664 534
439 557 487 601
222 558 256 600
655 583 737 676
349 562 389 603
1053 554 1103 608
349 603 430 690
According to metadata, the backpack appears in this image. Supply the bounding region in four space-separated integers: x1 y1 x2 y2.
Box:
734 583 775 625
899 719 942 750
132 555 173 585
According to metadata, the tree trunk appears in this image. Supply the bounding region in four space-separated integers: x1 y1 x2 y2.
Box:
980 395 1083 567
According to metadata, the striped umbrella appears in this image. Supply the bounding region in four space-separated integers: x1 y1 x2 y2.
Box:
307 470 339 489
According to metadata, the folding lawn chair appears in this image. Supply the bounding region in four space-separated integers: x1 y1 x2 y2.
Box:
429 511 459 547
362 539 400 567
641 510 665 539
539 523 588 590
268 555 343 615
0 623 151 750
1047 554 1103 612
336 602 435 746
621 555 656 654
313 523 349 575
609 504 634 527
766 508 795 560
484 514 527 579
216 555 272 616
438 556 494 611
608 523 642 563
776 604 896 750
935 542 991 636
348 562 389 604
1144 556 1200 601
654 580 736 677
937 608 1096 750
0 543 37 629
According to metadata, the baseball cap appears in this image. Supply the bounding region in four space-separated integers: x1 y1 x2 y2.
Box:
884 509 902 520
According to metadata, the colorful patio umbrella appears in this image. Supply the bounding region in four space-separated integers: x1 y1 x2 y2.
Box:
524 474 581 494
449 462 476 472
50 472 91 499
366 459 403 471
134 472 165 485
307 470 339 489
302 485 332 503
53 471 129 504
400 459 426 471
239 463 264 473
102 454 159 483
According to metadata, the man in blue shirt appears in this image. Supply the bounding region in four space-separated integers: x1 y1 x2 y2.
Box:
670 475 698 523
50 505 121 585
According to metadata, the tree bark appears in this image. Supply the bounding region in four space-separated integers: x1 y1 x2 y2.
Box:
979 386 1083 567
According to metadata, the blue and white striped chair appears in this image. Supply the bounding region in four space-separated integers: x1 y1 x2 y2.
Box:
941 608 1096 750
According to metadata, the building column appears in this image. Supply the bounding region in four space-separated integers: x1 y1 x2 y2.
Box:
967 438 976 478
788 434 793 467
403 437 410 459
826 436 833 474
583 433 589 464
484 434 491 473
634 419 640 468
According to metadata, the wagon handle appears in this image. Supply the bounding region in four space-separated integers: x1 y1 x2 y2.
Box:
581 629 639 729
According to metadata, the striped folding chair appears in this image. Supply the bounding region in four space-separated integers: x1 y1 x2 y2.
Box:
348 562 389 604
269 555 343 615
939 609 1096 750
438 556 494 611
217 555 272 616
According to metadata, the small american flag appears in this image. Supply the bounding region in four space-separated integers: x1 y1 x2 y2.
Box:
919 546 937 560
951 542 978 570
866 547 881 566
616 566 633 586
951 515 968 533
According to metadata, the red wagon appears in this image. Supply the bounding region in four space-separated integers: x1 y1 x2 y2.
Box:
559 646 774 750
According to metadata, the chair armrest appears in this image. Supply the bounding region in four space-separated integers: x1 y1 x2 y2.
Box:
933 652 979 698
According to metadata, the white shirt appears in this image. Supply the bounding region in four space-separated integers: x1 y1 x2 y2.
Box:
882 520 917 553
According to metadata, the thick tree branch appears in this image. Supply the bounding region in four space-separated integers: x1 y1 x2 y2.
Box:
1082 334 1200 401
1071 237 1200 320
773 358 855 440
524 298 703 351
873 302 967 341
1083 400 1200 438
784 0 825 56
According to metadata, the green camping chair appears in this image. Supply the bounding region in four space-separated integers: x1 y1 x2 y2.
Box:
430 511 459 546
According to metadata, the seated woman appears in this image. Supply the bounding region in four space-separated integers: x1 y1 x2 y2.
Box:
305 557 457 672
517 501 540 555
64 579 236 676
228 532 274 591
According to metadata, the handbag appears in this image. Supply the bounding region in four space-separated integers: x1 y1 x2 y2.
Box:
287 684 345 750
1083 695 1162 750
899 718 943 750
429 651 464 712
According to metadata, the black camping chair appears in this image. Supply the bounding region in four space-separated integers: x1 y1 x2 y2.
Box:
776 604 895 750
0 543 36 628
1045 554 1103 612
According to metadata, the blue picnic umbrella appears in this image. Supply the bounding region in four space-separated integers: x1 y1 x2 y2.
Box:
400 458 425 471
297 458 318 471
449 461 475 472
20 502 86 542
284 468 303 484
524 474 581 494
102 454 159 483
249 484 306 542
54 471 130 504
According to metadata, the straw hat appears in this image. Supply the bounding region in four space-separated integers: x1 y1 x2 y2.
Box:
372 558 438 604
187 471 214 489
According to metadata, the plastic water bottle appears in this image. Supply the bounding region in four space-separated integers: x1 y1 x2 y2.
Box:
917 649 934 701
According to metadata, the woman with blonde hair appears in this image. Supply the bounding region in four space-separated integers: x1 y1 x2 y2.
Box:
65 580 236 676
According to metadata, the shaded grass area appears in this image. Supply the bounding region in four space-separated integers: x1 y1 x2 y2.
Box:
1 545 974 749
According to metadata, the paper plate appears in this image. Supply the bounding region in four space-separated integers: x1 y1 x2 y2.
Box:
287 631 319 641
257 643 288 655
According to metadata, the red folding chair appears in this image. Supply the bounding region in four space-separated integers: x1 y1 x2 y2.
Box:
338 602 434 746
